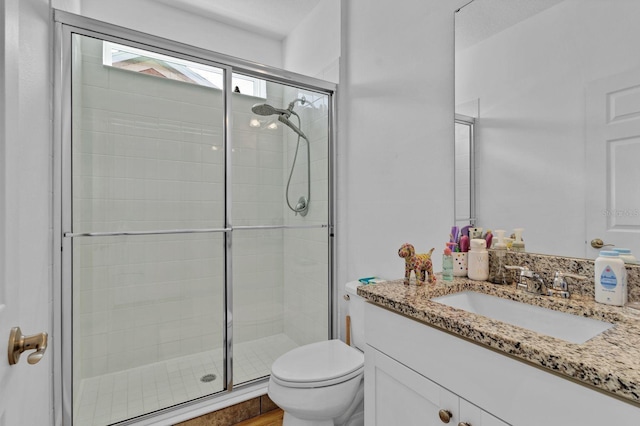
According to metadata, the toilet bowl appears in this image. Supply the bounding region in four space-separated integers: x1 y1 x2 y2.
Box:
268 339 364 426
268 281 366 426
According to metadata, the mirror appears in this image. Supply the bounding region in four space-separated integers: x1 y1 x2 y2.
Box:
455 0 640 259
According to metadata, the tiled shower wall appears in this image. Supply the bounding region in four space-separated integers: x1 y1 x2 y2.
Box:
283 87 330 345
72 35 328 392
72 36 229 388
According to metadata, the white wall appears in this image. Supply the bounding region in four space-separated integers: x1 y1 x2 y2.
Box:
52 0 80 13
339 0 463 280
74 0 284 69
284 0 340 83
337 0 466 338
456 0 640 258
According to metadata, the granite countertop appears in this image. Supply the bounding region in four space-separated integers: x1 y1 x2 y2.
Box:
357 277 640 406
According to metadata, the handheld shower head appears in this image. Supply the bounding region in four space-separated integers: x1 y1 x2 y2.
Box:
250 98 311 217
251 103 291 117
278 115 308 140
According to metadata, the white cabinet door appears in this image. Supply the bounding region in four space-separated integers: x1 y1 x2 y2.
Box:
459 398 510 426
586 66 640 256
365 346 459 426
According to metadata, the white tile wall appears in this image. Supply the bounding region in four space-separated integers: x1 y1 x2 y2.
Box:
72 35 331 421
283 87 330 345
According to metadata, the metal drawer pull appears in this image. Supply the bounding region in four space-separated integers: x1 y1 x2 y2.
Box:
439 409 452 423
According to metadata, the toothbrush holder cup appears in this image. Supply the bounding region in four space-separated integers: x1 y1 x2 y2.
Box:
453 252 468 277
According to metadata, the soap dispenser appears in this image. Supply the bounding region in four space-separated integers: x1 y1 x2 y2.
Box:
491 230 508 285
512 228 525 252
442 244 454 282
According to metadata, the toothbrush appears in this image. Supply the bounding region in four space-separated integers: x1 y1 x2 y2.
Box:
450 226 459 244
459 235 470 253
485 231 493 249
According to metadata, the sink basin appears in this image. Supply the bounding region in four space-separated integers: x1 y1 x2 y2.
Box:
431 291 613 344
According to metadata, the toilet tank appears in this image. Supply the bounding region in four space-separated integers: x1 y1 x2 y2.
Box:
345 281 366 351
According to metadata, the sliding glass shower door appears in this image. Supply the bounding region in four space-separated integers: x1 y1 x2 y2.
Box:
60 19 333 426
69 34 228 425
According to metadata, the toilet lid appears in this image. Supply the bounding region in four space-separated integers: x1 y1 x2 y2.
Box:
271 340 364 387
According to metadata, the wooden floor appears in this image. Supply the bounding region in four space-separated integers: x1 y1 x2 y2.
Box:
234 409 284 426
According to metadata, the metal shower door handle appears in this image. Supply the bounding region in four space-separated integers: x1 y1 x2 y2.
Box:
8 327 48 365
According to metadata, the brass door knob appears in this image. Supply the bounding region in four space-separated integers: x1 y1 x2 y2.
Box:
8 327 48 365
439 409 452 423
591 238 614 249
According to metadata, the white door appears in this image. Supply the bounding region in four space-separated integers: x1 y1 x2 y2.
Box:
586 67 640 258
0 0 52 424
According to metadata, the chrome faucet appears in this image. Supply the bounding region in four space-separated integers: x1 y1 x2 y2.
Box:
547 271 587 299
503 266 587 298
504 266 547 295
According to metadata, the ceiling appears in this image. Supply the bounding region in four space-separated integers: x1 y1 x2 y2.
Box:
153 0 565 50
154 0 322 40
456 0 565 50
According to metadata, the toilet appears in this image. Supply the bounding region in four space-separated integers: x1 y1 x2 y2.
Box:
268 281 366 426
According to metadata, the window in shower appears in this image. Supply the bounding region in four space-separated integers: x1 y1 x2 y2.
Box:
102 41 267 97
61 25 333 426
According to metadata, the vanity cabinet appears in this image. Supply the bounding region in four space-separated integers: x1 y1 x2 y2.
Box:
366 346 508 425
364 303 640 426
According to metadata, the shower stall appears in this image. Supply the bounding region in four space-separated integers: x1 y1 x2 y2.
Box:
54 12 335 426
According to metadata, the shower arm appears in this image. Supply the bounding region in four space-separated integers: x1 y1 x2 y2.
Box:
287 98 307 111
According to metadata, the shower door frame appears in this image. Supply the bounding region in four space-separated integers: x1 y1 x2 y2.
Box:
53 10 337 425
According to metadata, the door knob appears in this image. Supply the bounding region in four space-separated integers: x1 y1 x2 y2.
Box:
591 238 614 249
8 327 48 365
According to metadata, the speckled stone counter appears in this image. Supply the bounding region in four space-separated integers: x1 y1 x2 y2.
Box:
489 251 640 302
357 277 640 405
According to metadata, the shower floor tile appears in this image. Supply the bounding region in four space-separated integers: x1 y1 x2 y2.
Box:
75 334 299 426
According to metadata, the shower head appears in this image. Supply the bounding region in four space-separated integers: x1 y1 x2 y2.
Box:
251 103 291 118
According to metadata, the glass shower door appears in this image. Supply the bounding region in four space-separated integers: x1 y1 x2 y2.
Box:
231 79 330 386
61 19 336 424
68 34 227 425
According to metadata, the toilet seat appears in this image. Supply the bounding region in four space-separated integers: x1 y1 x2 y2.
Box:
271 339 364 388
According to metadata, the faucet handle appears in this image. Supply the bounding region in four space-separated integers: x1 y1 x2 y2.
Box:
504 265 528 271
548 272 587 298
